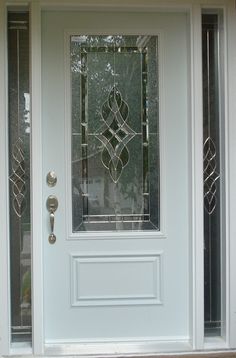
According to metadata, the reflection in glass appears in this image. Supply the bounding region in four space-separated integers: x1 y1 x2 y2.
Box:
8 12 31 342
71 35 159 231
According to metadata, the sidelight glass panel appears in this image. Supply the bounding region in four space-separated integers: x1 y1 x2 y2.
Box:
71 35 159 232
202 12 224 336
8 11 31 342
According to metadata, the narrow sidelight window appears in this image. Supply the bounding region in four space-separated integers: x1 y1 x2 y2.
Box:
202 12 224 336
8 11 31 343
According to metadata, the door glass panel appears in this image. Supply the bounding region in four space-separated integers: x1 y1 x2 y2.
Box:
8 11 32 343
71 35 159 232
202 12 224 336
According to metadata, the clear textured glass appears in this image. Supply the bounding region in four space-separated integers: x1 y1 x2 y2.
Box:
202 13 222 336
71 35 159 231
8 12 31 342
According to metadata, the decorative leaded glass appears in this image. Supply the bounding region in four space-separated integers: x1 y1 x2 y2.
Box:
71 35 159 232
202 13 222 336
8 11 32 342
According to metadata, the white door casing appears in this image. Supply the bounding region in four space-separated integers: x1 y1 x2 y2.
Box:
1 1 236 356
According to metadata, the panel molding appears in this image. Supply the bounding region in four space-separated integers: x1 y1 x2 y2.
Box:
70 252 163 307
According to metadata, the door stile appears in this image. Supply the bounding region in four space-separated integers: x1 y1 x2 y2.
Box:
190 3 204 350
0 1 11 355
30 2 44 355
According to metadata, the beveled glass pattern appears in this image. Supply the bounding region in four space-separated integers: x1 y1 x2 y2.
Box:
8 12 32 342
71 35 159 231
202 13 222 336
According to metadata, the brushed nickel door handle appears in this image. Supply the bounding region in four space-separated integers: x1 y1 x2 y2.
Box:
46 195 58 244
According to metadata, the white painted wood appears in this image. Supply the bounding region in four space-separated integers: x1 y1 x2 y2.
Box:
30 1 44 355
204 336 228 350
70 252 163 306
44 340 192 355
227 0 236 349
0 1 11 355
0 0 234 354
218 4 229 346
190 3 204 350
42 10 190 347
10 343 32 356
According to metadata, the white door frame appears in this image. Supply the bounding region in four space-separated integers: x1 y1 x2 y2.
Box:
226 0 236 349
0 0 236 355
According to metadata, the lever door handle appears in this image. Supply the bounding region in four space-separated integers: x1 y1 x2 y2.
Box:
50 211 55 234
46 195 58 244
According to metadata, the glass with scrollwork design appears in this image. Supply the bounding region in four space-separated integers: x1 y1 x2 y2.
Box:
202 14 222 336
8 12 32 342
71 35 159 231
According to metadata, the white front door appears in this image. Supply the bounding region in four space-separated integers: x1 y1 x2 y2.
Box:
42 10 190 353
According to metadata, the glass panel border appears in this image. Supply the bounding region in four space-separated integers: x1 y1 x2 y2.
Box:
64 30 167 239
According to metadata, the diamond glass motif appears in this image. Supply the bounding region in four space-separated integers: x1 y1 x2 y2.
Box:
95 86 136 183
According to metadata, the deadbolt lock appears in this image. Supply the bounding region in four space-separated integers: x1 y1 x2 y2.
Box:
46 171 57 187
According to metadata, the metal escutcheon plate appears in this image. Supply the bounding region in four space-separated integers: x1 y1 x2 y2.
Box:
49 233 56 244
46 195 58 213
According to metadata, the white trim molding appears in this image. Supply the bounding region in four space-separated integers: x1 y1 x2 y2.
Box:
227 0 236 349
30 1 44 355
190 3 204 350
